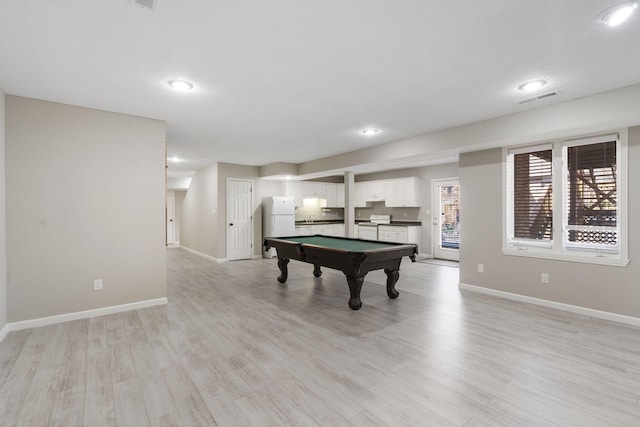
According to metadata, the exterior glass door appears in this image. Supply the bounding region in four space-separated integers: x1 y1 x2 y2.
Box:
433 179 460 261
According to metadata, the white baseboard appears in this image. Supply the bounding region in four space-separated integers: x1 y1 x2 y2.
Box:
178 245 226 262
459 283 640 327
0 323 9 343
3 297 168 337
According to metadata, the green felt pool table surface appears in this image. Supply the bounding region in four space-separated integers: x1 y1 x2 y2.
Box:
263 235 418 310
278 235 402 252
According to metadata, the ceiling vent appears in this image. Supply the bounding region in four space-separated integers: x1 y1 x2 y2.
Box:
518 91 559 104
127 0 159 11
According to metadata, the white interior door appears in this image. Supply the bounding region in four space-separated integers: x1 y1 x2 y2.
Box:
432 178 460 261
166 190 175 245
227 178 253 260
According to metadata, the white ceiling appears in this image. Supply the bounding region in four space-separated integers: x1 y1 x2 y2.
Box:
2 0 640 178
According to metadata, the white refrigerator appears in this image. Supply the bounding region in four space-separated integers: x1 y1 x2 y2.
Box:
262 196 296 257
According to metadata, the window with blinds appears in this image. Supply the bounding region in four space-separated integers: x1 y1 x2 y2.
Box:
505 132 626 264
513 149 553 242
565 140 617 251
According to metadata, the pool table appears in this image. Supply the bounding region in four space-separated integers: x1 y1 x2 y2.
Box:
263 235 418 310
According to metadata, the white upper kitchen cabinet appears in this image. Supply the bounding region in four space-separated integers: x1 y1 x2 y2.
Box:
284 181 303 207
325 183 337 207
324 183 345 208
354 178 420 207
302 182 327 198
354 180 385 205
354 182 367 207
365 181 385 201
383 180 395 204
385 177 420 207
284 181 345 208
336 183 345 207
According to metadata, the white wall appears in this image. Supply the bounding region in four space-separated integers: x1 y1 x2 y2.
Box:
5 96 167 322
0 90 7 335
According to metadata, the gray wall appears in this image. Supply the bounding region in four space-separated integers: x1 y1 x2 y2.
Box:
6 96 167 322
459 127 640 318
180 162 219 258
181 162 268 259
174 190 186 243
0 90 6 331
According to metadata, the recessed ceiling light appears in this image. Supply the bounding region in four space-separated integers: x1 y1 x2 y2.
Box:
599 2 638 26
167 156 183 162
168 80 194 91
518 80 547 92
361 128 380 136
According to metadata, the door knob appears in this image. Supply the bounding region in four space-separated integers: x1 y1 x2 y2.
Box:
229 223 234 226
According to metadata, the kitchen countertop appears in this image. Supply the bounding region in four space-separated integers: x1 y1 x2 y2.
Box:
295 220 344 225
295 220 423 226
355 220 422 226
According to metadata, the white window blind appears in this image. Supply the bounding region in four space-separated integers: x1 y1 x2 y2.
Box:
513 149 553 242
564 140 618 253
504 131 627 266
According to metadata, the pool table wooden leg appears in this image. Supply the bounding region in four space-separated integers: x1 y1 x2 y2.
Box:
346 276 364 310
277 258 289 283
384 268 400 299
313 264 322 277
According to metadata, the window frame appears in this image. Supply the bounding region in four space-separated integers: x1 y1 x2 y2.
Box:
505 143 554 250
503 130 629 267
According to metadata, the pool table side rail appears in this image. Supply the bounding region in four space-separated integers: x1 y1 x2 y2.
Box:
263 235 419 260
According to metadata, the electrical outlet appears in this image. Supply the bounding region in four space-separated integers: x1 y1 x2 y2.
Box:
541 273 549 284
94 279 103 291
478 264 484 273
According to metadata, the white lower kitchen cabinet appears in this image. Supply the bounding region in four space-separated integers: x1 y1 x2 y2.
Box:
358 225 378 240
378 225 421 249
330 223 345 237
310 224 330 235
294 225 311 236
297 223 345 237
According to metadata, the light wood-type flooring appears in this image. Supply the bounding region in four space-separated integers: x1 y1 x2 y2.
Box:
1 247 640 426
